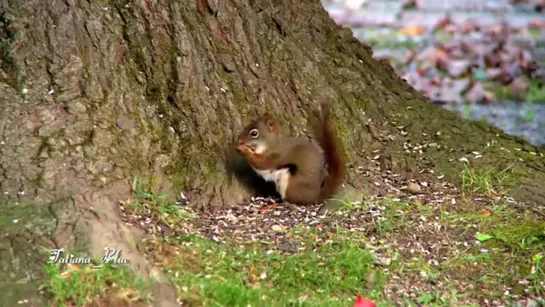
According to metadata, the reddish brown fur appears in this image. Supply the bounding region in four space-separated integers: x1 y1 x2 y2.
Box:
236 103 346 204
314 102 346 202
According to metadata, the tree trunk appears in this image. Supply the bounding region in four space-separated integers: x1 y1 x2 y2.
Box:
1 0 543 305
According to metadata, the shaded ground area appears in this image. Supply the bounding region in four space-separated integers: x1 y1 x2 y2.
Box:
322 0 545 146
36 142 545 305
107 158 544 306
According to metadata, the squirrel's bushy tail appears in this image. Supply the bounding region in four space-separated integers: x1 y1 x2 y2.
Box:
314 101 346 202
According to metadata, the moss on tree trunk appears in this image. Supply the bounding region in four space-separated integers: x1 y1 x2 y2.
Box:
0 0 543 305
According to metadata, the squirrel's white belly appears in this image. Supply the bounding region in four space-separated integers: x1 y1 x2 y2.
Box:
253 168 290 199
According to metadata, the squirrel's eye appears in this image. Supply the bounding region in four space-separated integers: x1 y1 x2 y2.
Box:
250 129 259 138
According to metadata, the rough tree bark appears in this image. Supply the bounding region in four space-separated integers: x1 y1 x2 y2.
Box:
1 0 543 305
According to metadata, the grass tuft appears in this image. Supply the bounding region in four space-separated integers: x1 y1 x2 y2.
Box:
144 231 384 306
128 176 195 234
460 164 517 197
41 260 151 306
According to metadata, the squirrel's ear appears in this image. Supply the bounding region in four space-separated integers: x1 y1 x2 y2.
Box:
264 116 277 132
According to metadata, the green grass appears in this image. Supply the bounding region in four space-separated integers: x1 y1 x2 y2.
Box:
491 78 545 105
146 232 385 307
380 199 545 303
400 289 478 307
442 202 545 298
40 174 542 306
450 163 544 298
37 177 190 307
460 164 517 197
41 260 151 306
527 79 545 104
126 181 384 306
129 176 195 233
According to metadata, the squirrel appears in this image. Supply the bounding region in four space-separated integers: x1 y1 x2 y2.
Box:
235 102 346 205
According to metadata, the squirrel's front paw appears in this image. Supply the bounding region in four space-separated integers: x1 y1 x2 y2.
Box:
237 144 253 156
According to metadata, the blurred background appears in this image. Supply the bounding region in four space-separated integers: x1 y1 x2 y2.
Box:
321 0 545 147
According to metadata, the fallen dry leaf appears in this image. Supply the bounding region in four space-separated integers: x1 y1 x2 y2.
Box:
434 14 453 32
519 50 538 76
465 83 489 104
460 19 480 34
445 59 472 77
401 0 422 9
492 68 514 85
399 24 426 36
261 203 279 212
449 79 472 94
508 77 530 100
485 52 503 68
486 68 504 79
529 18 545 30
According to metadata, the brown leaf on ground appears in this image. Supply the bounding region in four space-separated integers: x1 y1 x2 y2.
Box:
399 25 426 37
443 24 459 34
466 82 490 104
485 51 503 68
401 0 422 9
416 46 444 63
492 68 515 85
438 42 466 58
485 68 503 79
508 77 530 100
460 19 480 34
261 203 279 212
519 50 538 76
470 43 498 59
434 14 453 32
506 61 523 81
484 24 510 42
528 19 545 30
449 78 472 94
445 59 472 78
500 44 520 63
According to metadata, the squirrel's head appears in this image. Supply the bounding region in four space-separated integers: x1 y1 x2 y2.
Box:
236 113 280 155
